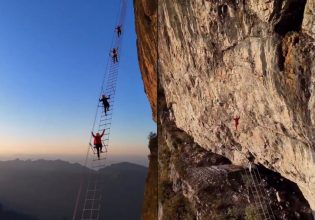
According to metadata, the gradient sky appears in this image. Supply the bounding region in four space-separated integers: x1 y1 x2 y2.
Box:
0 0 155 165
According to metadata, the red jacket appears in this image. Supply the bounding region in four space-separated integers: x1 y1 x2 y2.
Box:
92 130 105 145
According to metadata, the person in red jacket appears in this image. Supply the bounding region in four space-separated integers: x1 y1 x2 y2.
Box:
111 48 118 63
91 130 105 159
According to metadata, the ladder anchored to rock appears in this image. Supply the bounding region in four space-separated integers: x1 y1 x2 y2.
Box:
242 165 276 220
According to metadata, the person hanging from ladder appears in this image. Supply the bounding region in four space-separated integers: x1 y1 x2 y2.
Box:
91 129 105 160
115 25 122 37
111 48 118 63
99 94 110 115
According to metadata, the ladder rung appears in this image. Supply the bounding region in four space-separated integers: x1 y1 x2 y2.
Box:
92 164 107 168
106 85 116 88
100 118 112 121
97 127 110 130
100 114 112 118
100 116 112 124
98 123 111 127
93 157 107 162
99 122 111 127
107 80 117 84
106 87 116 91
93 151 104 155
101 115 112 120
100 118 112 122
103 113 113 116
83 209 99 211
86 189 100 192
107 81 117 85
107 77 117 81
85 198 101 201
100 111 113 115
103 131 110 134
107 76 117 79
99 120 111 124
107 76 117 80
109 67 118 71
106 81 117 85
106 83 116 87
84 197 100 201
98 126 110 129
107 75 118 79
109 67 118 70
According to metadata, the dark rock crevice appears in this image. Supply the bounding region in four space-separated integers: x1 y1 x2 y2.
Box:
273 0 307 36
256 164 313 219
275 32 314 129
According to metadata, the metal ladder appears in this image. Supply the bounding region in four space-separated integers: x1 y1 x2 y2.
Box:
242 166 276 220
72 1 128 220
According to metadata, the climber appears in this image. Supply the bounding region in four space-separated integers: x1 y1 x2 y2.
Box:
99 94 110 115
233 116 240 131
111 48 118 63
115 25 122 37
91 130 105 159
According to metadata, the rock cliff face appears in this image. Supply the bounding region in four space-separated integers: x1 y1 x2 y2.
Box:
158 106 313 219
134 0 158 121
134 0 315 219
158 0 315 215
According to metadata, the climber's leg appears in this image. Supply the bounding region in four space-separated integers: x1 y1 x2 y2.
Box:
96 146 100 159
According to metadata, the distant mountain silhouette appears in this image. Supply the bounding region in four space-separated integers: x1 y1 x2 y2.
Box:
0 159 147 220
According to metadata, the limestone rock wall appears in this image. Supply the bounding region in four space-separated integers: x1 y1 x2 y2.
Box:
158 111 313 219
158 0 315 213
134 0 158 121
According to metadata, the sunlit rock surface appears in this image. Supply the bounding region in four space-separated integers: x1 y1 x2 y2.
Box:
158 0 315 214
135 0 315 219
158 112 312 219
134 0 157 121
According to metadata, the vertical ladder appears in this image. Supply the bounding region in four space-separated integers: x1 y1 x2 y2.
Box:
242 166 276 220
72 1 128 220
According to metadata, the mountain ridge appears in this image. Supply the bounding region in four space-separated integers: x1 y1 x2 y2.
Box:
0 159 147 220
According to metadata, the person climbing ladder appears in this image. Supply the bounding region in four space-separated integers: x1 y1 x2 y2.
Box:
72 1 128 219
99 94 110 115
111 48 118 63
115 25 122 37
91 130 105 160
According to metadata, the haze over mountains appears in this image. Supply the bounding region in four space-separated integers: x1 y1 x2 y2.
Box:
0 154 149 167
0 159 147 220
